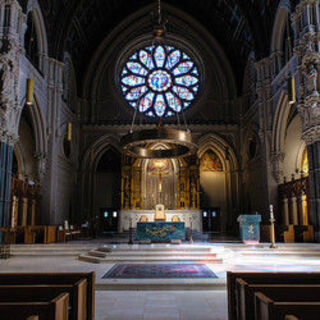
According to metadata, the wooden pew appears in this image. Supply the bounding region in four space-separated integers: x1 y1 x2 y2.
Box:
284 315 299 320
0 282 86 320
255 287 320 320
44 226 57 244
227 272 320 320
26 316 39 320
0 290 69 320
236 281 320 319
0 272 95 320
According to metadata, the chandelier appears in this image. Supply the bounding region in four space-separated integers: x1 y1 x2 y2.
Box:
120 0 198 159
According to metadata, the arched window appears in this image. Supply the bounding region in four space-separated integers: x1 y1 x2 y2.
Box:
301 148 309 175
24 12 39 69
282 17 294 66
62 58 77 112
120 44 200 117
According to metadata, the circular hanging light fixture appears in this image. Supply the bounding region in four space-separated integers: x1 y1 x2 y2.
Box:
120 0 198 159
121 127 197 159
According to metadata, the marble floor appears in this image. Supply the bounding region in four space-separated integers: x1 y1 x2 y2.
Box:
2 241 320 319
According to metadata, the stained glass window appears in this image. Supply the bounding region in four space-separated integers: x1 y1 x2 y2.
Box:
120 44 200 117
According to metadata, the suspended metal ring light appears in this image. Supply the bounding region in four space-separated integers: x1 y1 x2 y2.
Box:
120 0 198 159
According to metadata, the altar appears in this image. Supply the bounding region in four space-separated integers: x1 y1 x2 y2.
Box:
136 222 185 242
119 209 202 232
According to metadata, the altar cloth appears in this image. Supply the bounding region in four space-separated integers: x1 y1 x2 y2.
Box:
136 222 185 242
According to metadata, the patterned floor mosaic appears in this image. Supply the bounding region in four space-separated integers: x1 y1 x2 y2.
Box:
103 264 218 279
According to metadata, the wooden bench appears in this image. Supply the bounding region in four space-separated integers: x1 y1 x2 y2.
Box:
227 272 320 320
0 289 69 320
0 272 95 320
255 286 320 320
0 282 86 320
236 281 320 319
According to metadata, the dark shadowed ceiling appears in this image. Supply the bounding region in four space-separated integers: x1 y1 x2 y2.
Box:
18 0 300 92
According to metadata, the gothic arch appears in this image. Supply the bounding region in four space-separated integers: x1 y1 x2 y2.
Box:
272 92 290 154
83 3 236 98
26 0 48 71
296 140 307 173
13 142 25 177
81 3 237 123
81 135 121 172
79 135 121 219
197 133 239 233
62 52 78 112
197 133 238 171
270 0 291 53
17 95 47 163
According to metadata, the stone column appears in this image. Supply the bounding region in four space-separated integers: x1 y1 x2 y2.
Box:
290 196 299 226
31 199 36 226
0 0 25 240
0 140 13 228
293 0 320 240
282 198 290 226
21 197 28 226
301 194 309 225
306 141 320 235
10 195 18 228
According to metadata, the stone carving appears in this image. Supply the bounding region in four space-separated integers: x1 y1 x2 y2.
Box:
270 151 285 183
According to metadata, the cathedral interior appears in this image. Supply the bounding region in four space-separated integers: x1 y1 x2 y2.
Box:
1 1 320 319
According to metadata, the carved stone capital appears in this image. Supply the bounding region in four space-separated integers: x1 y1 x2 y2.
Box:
0 127 18 145
270 151 285 163
270 151 285 183
302 125 320 145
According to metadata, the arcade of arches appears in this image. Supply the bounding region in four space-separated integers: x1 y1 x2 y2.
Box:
0 0 320 244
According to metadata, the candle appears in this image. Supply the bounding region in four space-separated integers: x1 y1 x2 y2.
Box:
270 204 274 220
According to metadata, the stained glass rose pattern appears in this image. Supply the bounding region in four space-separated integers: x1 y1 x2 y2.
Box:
120 45 200 117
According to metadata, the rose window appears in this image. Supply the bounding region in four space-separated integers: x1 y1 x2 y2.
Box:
120 45 200 117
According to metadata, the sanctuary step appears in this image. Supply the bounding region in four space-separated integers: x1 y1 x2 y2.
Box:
8 243 96 257
230 244 320 257
79 245 223 264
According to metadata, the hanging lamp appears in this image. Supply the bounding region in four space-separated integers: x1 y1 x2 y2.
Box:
120 0 198 159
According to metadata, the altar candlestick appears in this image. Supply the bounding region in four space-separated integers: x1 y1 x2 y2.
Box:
269 204 277 248
270 204 274 220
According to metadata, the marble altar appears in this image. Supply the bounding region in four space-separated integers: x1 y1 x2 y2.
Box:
136 222 185 241
119 209 202 232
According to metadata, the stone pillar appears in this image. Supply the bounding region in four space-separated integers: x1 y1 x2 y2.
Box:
301 194 309 225
10 195 18 228
290 196 299 226
282 198 290 226
0 0 25 240
0 140 13 228
293 0 320 240
31 199 36 226
307 141 320 236
21 197 28 226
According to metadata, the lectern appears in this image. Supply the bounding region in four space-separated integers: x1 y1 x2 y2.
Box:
237 214 262 244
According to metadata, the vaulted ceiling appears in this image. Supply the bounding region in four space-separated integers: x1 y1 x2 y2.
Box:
19 0 300 92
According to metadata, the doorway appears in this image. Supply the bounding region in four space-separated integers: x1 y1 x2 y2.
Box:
202 207 221 233
100 208 119 232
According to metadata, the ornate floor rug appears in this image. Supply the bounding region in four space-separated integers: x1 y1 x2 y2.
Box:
102 264 217 279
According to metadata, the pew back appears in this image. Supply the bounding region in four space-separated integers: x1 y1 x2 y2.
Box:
0 292 69 320
0 272 94 319
0 282 86 320
255 291 320 320
236 279 320 319
227 271 320 320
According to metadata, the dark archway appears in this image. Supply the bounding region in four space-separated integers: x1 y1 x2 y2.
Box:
94 148 121 233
